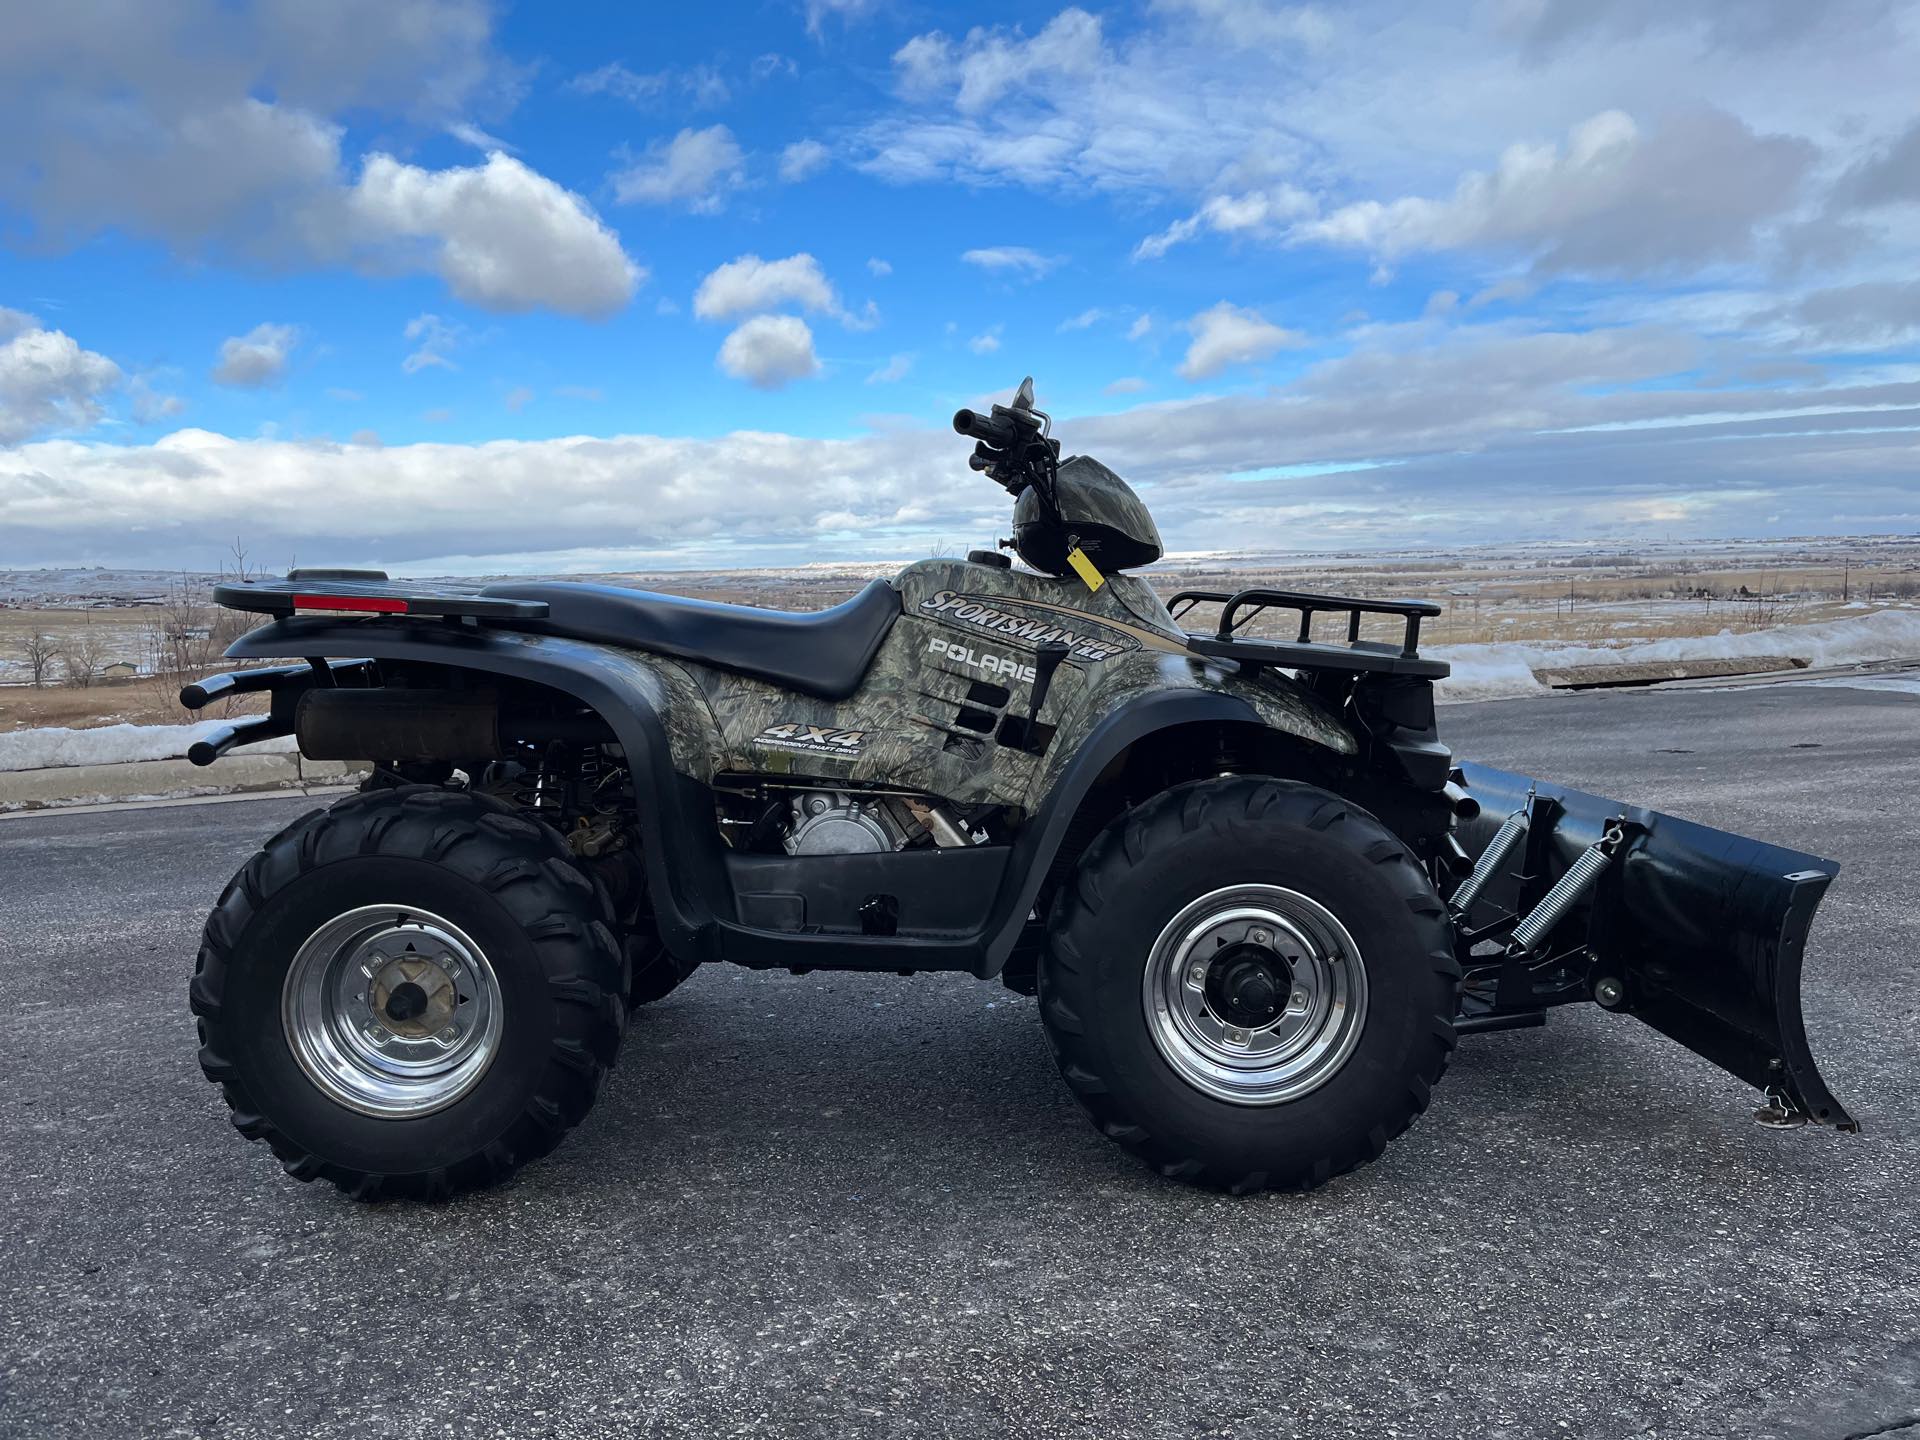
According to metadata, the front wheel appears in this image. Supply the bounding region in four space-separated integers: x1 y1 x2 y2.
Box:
1038 777 1459 1193
190 786 626 1200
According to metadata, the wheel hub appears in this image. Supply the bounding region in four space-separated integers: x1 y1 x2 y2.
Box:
1142 885 1368 1106
282 906 504 1118
1204 944 1293 1029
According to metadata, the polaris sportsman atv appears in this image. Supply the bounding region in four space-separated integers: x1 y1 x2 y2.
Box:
183 378 1855 1199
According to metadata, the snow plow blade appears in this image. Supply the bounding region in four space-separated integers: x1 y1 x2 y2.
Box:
1452 761 1857 1131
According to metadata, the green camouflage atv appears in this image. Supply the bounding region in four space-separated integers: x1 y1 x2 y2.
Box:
184 378 1854 1200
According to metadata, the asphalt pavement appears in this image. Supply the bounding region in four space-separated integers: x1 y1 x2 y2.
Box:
1 682 1916 1440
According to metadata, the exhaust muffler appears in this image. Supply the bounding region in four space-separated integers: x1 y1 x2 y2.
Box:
296 689 613 761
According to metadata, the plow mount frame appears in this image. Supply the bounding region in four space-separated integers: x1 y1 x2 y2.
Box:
1451 761 1857 1132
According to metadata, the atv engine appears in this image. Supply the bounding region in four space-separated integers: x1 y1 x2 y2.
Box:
785 791 921 855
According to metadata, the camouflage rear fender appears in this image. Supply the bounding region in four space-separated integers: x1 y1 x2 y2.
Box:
224 617 733 956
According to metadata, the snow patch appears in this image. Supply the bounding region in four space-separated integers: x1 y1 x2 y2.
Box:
1435 608 1920 703
0 722 296 772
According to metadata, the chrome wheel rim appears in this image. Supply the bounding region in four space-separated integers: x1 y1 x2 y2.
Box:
282 904 503 1118
1141 884 1368 1106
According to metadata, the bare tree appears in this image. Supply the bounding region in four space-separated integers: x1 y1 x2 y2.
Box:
144 577 213 691
226 537 258 583
19 632 59 687
61 627 111 688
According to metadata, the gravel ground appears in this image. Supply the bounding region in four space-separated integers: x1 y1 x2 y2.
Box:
1 682 1915 1440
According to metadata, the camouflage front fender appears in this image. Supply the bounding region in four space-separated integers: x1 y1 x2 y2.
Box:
1024 650 1355 812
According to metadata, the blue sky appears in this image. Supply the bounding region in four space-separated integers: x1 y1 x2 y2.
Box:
2 0 1918 573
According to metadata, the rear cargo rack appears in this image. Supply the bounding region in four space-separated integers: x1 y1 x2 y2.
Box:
213 574 548 621
1168 588 1448 680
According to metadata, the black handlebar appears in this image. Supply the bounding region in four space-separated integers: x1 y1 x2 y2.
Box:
954 399 1062 518
953 407 1012 446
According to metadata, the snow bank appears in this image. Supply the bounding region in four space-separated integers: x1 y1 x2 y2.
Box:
1434 606 1920 704
0 721 296 772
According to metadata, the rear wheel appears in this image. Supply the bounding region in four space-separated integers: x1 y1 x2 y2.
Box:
190 786 626 1200
1038 777 1459 1193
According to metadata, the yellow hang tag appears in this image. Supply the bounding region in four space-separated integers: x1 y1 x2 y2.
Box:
1065 545 1105 592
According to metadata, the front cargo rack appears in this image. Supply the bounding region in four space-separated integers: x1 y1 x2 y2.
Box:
212 569 548 622
1168 588 1448 680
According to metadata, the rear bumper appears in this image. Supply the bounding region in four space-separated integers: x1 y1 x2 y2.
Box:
1455 761 1856 1131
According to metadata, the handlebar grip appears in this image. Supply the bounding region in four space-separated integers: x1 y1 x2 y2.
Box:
953 408 1006 444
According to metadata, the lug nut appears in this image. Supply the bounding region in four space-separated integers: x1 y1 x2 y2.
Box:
1594 976 1625 1008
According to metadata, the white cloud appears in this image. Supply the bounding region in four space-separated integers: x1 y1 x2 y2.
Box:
1178 302 1304 379
1296 109 1814 275
0 4 643 318
12 321 1919 571
683 65 731 108
611 125 747 213
1150 0 1332 49
401 314 462 374
446 121 513 152
717 315 821 389
349 152 640 316
129 374 186 424
867 257 893 276
779 139 832 182
694 253 846 323
567 60 668 105
1765 281 1920 352
1128 315 1153 341
960 246 1063 279
1134 186 1315 259
969 326 1003 355
1058 307 1106 331
867 353 914 384
569 61 729 108
503 385 533 412
0 310 122 443
856 2 1910 291
806 0 883 37
1103 376 1149 395
212 323 299 387
896 10 1106 114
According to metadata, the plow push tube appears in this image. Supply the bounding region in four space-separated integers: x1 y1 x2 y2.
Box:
1453 762 1857 1131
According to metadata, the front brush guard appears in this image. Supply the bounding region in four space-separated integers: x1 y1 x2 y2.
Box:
1453 761 1857 1131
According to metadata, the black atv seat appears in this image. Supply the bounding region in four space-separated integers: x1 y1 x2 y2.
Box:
480 578 900 700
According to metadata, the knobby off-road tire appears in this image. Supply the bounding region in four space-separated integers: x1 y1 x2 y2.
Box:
190 786 626 1200
1038 777 1459 1193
